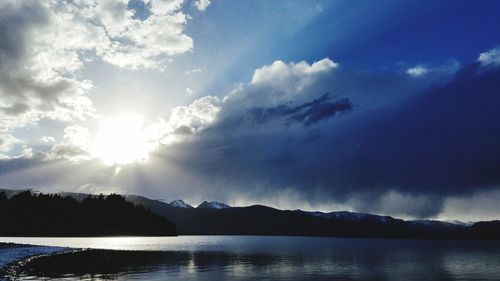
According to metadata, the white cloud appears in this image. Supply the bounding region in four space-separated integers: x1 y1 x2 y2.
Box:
129 58 338 146
478 47 500 66
250 58 337 90
47 125 92 162
43 94 223 161
152 58 339 146
185 88 196 95
0 55 409 169
40 136 56 143
42 0 193 70
0 0 195 156
193 0 211 11
0 133 21 158
406 60 460 78
185 68 203 75
165 96 222 142
63 126 91 149
406 65 428 77
219 58 338 110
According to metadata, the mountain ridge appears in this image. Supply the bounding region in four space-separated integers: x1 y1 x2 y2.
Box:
169 199 194 208
197 201 231 209
2 189 498 239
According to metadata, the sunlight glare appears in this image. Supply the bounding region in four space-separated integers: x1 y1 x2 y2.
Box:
91 113 156 166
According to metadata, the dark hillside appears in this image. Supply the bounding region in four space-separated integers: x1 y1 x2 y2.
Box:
0 191 176 237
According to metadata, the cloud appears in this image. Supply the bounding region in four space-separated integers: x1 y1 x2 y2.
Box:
248 93 352 126
185 87 196 95
478 47 500 66
0 134 21 158
0 0 95 136
40 136 55 144
218 58 340 118
0 0 194 156
250 58 337 90
406 60 460 78
2 51 500 220
347 191 444 219
0 58 346 197
47 126 91 162
45 0 193 69
147 55 500 218
406 65 428 77
48 144 91 162
440 190 500 221
193 0 211 11
1 56 445 217
164 96 222 143
185 68 203 75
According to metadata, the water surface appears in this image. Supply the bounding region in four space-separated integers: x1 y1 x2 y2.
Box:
1 236 499 280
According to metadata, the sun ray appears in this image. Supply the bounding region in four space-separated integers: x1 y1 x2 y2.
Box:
91 113 156 166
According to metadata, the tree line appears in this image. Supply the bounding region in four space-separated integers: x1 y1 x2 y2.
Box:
0 191 176 236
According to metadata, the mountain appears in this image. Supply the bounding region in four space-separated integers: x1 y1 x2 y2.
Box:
169 200 194 208
460 220 500 239
2 188 499 239
297 210 391 222
126 195 500 239
410 219 466 228
197 201 230 209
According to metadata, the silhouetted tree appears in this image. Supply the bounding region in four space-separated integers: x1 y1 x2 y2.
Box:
0 191 176 236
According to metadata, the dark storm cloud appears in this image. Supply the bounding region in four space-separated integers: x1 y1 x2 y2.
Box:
163 62 500 217
332 63 500 193
1 54 499 218
347 192 445 219
289 95 352 126
249 93 352 126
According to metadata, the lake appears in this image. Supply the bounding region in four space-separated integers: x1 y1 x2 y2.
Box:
1 236 500 280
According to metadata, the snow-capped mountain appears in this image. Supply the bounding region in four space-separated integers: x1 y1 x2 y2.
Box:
197 201 231 209
169 199 194 208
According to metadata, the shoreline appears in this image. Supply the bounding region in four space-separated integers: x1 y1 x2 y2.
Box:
0 242 69 280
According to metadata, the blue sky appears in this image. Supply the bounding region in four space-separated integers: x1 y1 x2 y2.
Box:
185 0 500 87
1 0 500 220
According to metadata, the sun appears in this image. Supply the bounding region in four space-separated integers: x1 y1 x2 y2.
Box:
91 113 156 166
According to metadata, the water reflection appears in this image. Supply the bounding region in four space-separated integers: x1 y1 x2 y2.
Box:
2 236 500 280
9 245 500 281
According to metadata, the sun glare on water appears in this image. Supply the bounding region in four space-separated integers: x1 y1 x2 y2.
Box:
91 113 156 166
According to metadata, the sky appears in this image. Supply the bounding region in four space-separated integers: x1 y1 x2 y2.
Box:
1 0 500 221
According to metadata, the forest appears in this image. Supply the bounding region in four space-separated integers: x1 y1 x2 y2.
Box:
0 191 176 236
